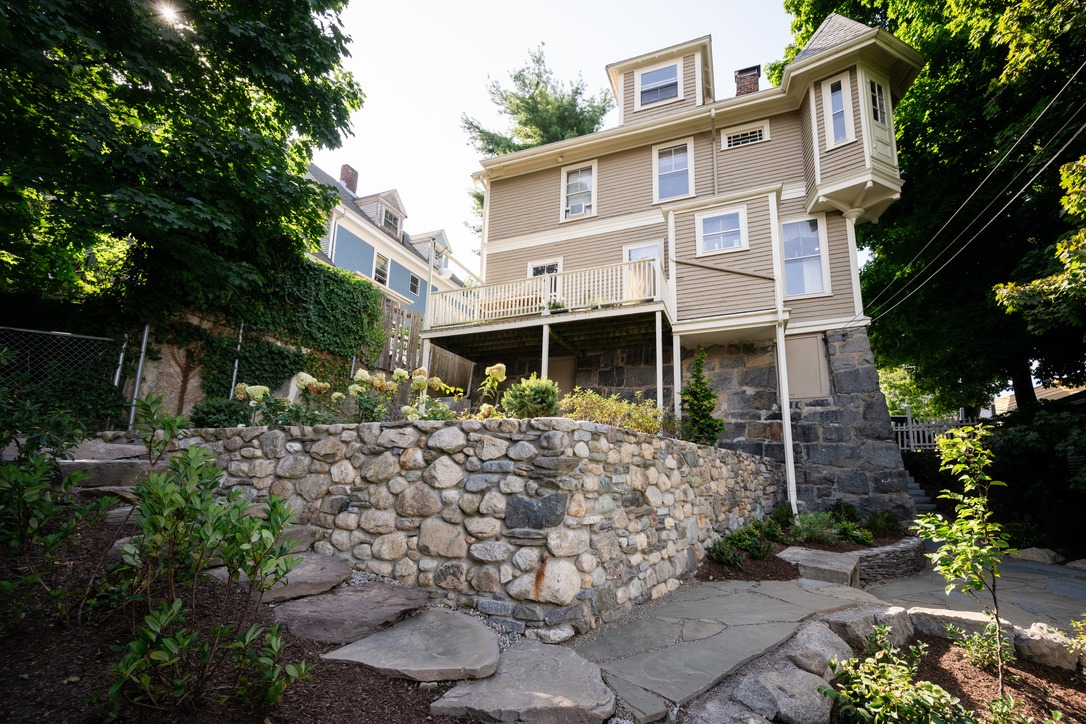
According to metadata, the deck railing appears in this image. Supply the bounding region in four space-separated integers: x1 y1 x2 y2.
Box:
428 259 664 329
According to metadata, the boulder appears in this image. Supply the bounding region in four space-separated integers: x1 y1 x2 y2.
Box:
274 581 429 643
1014 622 1078 670
733 665 832 724
907 607 1011 639
780 621 854 676
1012 547 1065 565
821 606 913 649
205 552 351 603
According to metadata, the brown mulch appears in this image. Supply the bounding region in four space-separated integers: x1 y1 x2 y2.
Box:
0 508 475 724
695 542 800 582
912 633 1086 721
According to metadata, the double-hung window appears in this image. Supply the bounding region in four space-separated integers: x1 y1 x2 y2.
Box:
381 207 401 237
821 71 854 148
653 138 694 203
696 206 748 256
638 63 679 107
409 274 421 296
374 254 389 286
560 161 597 221
782 218 827 296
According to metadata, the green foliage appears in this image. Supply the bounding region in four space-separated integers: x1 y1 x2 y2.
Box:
914 425 1016 695
865 510 903 539
1069 616 1085 658
681 348 726 446
946 622 1015 671
707 538 743 569
134 393 186 466
752 516 788 544
791 512 843 546
501 374 561 419
821 625 978 724
827 500 862 523
1 0 363 312
837 521 875 546
726 526 773 560
478 364 507 407
187 397 248 428
770 501 797 530
987 694 1063 724
878 365 957 419
558 387 661 434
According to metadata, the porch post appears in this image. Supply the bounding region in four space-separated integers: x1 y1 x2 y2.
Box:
655 311 664 411
541 324 550 379
672 334 682 418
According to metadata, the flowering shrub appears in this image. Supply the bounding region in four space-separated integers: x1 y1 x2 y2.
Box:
347 368 398 423
478 363 506 406
558 387 660 434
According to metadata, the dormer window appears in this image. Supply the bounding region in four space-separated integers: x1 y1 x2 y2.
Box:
635 60 683 110
559 160 597 222
381 207 401 237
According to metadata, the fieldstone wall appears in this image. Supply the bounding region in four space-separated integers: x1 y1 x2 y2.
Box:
856 537 927 584
176 418 780 638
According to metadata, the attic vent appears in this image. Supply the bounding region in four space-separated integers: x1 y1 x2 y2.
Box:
721 120 770 150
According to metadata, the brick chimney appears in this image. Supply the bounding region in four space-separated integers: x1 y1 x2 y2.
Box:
735 65 761 96
339 164 358 194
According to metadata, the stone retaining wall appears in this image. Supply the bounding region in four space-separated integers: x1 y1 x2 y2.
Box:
856 536 927 584
176 419 780 638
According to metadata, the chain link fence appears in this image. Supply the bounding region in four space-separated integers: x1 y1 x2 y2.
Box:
0 326 126 428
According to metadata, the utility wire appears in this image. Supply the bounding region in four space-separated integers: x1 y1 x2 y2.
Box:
870 121 1086 324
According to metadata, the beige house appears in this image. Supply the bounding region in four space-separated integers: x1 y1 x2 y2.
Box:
423 15 924 514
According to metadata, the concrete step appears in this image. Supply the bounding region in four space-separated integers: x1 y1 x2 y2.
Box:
914 503 936 512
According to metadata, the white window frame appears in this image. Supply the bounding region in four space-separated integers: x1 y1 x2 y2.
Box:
558 160 598 223
622 241 663 263
527 257 563 278
408 274 421 296
652 137 695 204
821 71 855 149
780 214 831 298
381 206 401 237
634 58 684 111
695 205 749 257
373 253 389 286
869 78 888 124
720 120 771 150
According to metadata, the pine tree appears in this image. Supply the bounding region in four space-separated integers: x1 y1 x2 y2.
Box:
681 348 726 446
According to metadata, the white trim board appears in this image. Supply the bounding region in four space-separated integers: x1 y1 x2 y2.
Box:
486 210 663 253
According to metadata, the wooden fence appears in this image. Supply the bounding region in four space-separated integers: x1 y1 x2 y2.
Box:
892 416 981 451
366 298 474 391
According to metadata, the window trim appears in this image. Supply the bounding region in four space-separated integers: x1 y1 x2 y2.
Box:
558 160 598 223
780 213 831 299
695 205 749 257
622 241 663 264
720 120 771 150
526 257 563 278
821 71 855 150
380 206 401 237
634 58 685 111
652 137 695 204
408 273 421 296
373 253 389 286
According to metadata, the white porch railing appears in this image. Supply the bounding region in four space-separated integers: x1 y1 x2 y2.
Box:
893 417 981 451
428 259 665 329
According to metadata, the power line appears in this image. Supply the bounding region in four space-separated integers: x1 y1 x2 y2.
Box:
870 121 1086 324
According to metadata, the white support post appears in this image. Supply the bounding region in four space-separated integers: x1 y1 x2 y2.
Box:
541 324 550 379
775 323 798 514
672 334 682 418
655 311 664 411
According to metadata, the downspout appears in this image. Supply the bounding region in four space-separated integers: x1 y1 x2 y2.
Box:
767 193 798 514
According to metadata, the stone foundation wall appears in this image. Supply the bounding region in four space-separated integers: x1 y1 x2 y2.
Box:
856 537 927 584
176 419 780 638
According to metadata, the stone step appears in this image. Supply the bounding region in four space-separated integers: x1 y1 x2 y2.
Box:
324 608 500 681
914 502 936 512
205 551 351 603
59 459 155 488
431 640 615 723
274 581 429 644
776 547 860 587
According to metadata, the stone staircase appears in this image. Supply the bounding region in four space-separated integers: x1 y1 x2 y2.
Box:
906 474 936 513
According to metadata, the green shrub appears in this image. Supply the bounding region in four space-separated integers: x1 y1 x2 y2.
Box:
836 520 875 546
559 387 661 434
769 501 795 530
727 525 772 559
822 625 977 724
188 396 248 428
826 500 862 523
501 373 560 418
946 622 1015 671
791 512 842 546
752 517 788 544
866 510 903 539
680 348 726 446
707 538 742 569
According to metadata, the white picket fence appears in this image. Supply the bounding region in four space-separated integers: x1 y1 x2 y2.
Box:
892 416 981 451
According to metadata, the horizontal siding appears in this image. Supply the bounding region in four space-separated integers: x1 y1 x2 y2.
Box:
485 223 668 284
389 259 425 314
332 226 374 278
800 99 816 190
815 67 866 183
715 114 805 197
675 196 776 319
786 213 857 324
623 53 698 124
487 169 561 241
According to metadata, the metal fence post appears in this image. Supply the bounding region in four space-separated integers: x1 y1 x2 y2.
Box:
228 322 244 398
112 335 127 387
127 324 151 430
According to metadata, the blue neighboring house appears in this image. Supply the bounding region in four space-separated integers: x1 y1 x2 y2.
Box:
308 162 461 315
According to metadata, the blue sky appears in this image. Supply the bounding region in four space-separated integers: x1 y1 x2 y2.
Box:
312 1 796 270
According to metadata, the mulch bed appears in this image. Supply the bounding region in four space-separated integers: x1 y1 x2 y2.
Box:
0 509 475 724
913 632 1086 721
695 542 800 582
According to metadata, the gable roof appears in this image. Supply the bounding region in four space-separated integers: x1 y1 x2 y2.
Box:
795 13 877 62
307 162 356 206
355 189 408 218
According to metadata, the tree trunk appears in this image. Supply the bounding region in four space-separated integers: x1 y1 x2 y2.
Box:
1010 359 1037 411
